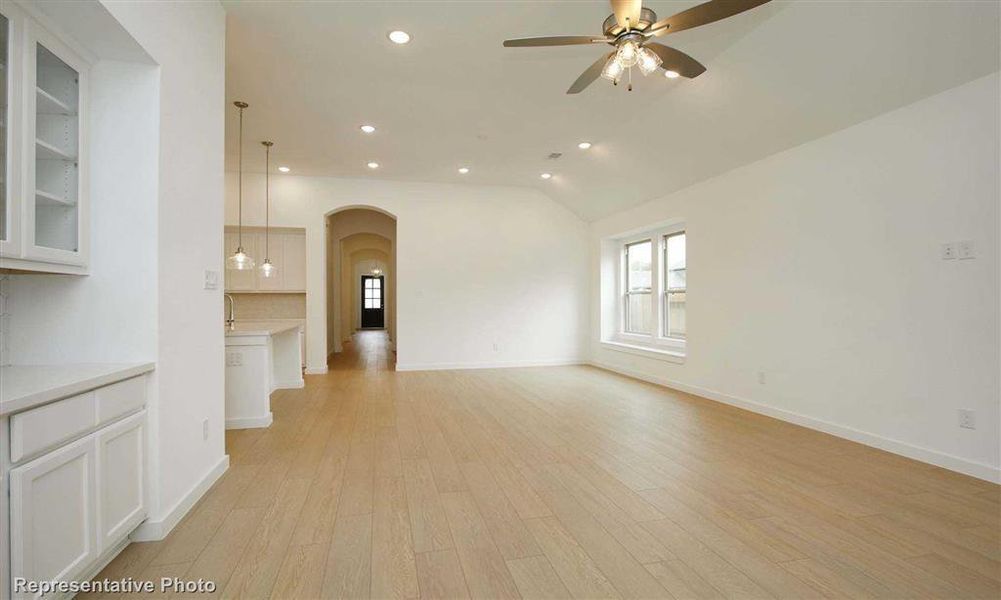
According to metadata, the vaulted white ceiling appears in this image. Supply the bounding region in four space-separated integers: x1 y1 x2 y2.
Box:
223 1 999 221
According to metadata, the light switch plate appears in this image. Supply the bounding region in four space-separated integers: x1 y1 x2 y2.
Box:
204 270 220 290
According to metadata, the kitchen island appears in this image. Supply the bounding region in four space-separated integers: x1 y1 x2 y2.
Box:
224 321 304 429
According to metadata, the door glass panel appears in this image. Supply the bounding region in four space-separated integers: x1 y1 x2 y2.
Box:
0 14 8 241
34 43 79 252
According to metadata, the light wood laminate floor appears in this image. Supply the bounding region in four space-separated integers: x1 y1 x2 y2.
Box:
86 331 1000 599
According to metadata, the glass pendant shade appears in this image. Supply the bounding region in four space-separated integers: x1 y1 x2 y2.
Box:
637 47 662 76
601 55 625 82
260 258 276 278
228 246 255 270
617 41 640 67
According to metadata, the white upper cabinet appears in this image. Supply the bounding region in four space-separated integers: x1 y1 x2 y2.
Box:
225 227 305 293
282 231 306 291
0 2 90 274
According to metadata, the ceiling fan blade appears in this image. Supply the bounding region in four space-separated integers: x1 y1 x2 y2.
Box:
567 52 614 94
644 43 706 78
610 0 643 30
647 0 771 37
503 36 609 47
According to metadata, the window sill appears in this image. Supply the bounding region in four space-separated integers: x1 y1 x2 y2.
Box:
600 340 686 364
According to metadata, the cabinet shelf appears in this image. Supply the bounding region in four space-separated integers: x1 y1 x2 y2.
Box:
35 189 75 207
36 86 75 115
35 138 76 162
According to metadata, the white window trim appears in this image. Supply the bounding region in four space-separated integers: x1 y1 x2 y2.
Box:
611 223 686 358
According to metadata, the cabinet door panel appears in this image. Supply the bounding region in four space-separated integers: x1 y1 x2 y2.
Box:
23 20 88 267
283 232 306 291
9 434 98 594
0 6 22 257
98 411 146 547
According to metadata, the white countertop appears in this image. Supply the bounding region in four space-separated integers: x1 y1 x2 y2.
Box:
224 320 303 337
0 362 155 416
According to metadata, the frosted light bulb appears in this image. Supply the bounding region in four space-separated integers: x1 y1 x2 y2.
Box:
260 259 277 278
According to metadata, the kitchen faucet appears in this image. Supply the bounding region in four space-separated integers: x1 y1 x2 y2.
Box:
225 294 236 327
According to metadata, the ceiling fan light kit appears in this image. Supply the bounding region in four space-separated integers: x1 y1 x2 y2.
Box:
503 0 771 94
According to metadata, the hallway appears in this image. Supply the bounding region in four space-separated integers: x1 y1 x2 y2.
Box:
85 337 999 599
329 330 395 373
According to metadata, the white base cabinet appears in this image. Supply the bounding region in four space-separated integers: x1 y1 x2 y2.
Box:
3 372 148 599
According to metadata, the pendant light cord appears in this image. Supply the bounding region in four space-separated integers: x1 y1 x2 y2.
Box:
265 143 270 259
238 104 244 248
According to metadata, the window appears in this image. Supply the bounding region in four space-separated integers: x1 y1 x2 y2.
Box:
664 232 686 339
611 224 686 358
624 240 652 334
364 277 382 309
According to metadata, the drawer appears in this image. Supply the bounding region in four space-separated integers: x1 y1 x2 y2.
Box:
96 376 146 424
10 391 98 463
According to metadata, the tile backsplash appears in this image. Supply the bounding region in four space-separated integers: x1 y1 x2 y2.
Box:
226 293 305 321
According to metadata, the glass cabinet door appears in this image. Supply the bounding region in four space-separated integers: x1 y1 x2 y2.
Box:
0 12 9 246
32 40 80 255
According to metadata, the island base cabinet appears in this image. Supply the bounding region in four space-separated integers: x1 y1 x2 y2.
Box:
8 410 146 598
9 435 99 597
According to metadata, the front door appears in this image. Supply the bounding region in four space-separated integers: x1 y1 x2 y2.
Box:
361 275 385 328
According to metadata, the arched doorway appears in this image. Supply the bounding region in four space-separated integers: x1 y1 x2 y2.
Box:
324 207 397 364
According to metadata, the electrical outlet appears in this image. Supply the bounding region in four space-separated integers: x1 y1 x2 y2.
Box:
941 243 956 260
957 240 975 260
226 351 243 367
757 371 766 385
204 270 219 290
492 342 499 352
202 419 209 441
958 409 976 430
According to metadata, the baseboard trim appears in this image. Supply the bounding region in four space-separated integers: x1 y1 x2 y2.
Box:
272 379 305 390
225 413 273 430
131 454 230 541
589 360 1001 484
396 358 585 372
305 366 328 375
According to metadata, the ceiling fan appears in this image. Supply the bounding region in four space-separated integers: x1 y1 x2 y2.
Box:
503 0 771 93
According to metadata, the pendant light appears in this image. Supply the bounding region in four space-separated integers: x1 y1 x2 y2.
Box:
259 140 277 279
227 101 255 270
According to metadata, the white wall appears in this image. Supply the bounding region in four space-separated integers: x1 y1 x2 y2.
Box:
592 73 1000 482
5 60 158 365
101 0 228 535
225 174 590 372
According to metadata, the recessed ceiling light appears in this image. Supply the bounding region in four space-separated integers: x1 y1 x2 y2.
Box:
540 173 552 180
578 142 592 150
387 30 411 44
458 167 470 174
664 70 680 79
278 166 290 173
367 162 380 169
360 124 376 134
